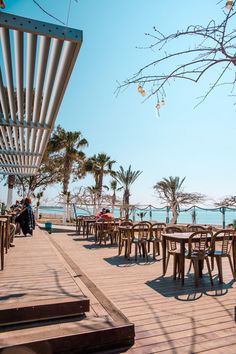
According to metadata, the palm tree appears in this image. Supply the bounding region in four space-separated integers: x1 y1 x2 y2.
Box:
85 153 116 210
153 176 205 224
49 125 88 222
87 185 100 214
110 179 122 214
115 165 142 219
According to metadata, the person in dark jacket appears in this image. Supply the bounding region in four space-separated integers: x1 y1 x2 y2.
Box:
15 198 35 236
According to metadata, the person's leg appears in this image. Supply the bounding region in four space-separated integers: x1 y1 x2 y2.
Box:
10 223 16 246
15 222 21 235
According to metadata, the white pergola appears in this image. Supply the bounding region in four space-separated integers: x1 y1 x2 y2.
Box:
0 11 82 176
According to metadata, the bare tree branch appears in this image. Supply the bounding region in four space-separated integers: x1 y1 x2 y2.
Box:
118 7 236 106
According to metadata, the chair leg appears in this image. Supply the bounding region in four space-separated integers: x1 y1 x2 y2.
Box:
215 256 223 283
205 257 213 286
143 243 148 261
227 255 236 280
118 240 123 255
173 254 178 280
165 253 170 274
193 259 199 286
138 244 142 257
177 255 182 279
153 242 156 260
211 256 214 271
156 242 160 256
187 260 192 273
128 240 132 259
135 244 138 261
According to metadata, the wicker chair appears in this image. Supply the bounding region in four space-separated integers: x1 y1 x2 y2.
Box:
164 226 183 276
131 222 150 261
118 221 133 257
96 220 116 245
185 230 213 286
210 229 236 283
148 223 166 259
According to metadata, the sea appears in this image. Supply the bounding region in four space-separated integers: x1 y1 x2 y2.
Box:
39 206 236 227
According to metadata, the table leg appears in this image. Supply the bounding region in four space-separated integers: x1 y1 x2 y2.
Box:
180 240 185 286
199 260 203 278
162 236 166 275
86 222 89 238
232 236 236 272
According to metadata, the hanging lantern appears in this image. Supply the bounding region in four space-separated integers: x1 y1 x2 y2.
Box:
161 98 165 106
155 102 161 110
226 0 234 10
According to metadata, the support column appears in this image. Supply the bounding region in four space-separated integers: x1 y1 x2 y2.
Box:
6 174 15 209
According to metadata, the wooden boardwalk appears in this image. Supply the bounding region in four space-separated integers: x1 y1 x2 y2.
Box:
50 229 236 354
1 226 236 353
0 228 134 353
0 230 84 304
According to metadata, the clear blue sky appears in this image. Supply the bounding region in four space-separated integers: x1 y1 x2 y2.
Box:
1 0 236 206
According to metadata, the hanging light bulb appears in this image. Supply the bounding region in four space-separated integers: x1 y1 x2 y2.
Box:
226 0 234 10
141 89 146 97
138 85 144 93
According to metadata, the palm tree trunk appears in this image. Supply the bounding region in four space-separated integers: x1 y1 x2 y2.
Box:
63 158 72 224
97 174 103 210
111 192 116 214
170 202 178 224
123 189 130 220
66 192 71 221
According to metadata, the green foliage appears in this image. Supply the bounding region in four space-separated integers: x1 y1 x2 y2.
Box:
115 165 142 205
153 176 205 223
48 125 88 194
85 153 116 202
137 211 147 220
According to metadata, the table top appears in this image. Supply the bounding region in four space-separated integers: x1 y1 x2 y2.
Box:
162 232 213 241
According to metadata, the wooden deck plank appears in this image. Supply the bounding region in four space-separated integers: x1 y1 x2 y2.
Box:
50 230 236 353
0 227 134 353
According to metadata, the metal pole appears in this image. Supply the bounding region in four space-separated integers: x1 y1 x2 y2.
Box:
166 206 170 224
221 207 226 229
149 205 152 221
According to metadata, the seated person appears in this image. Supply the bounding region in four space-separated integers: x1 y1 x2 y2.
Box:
96 208 106 219
10 200 20 211
11 199 23 234
9 223 16 247
101 209 114 220
15 198 35 236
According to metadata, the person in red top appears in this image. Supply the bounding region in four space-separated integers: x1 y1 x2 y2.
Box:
101 209 114 220
96 208 106 219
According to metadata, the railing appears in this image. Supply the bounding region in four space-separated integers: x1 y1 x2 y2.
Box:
71 203 236 228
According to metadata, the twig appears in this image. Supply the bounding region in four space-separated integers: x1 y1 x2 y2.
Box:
32 0 65 25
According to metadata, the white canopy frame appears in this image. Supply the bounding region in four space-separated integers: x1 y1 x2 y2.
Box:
0 12 83 176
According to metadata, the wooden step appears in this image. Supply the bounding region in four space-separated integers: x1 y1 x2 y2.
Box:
0 316 135 353
0 297 89 326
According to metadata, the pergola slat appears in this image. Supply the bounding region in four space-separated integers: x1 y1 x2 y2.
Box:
0 12 83 176
14 30 24 165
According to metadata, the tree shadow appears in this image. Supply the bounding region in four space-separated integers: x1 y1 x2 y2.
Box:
146 273 234 301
